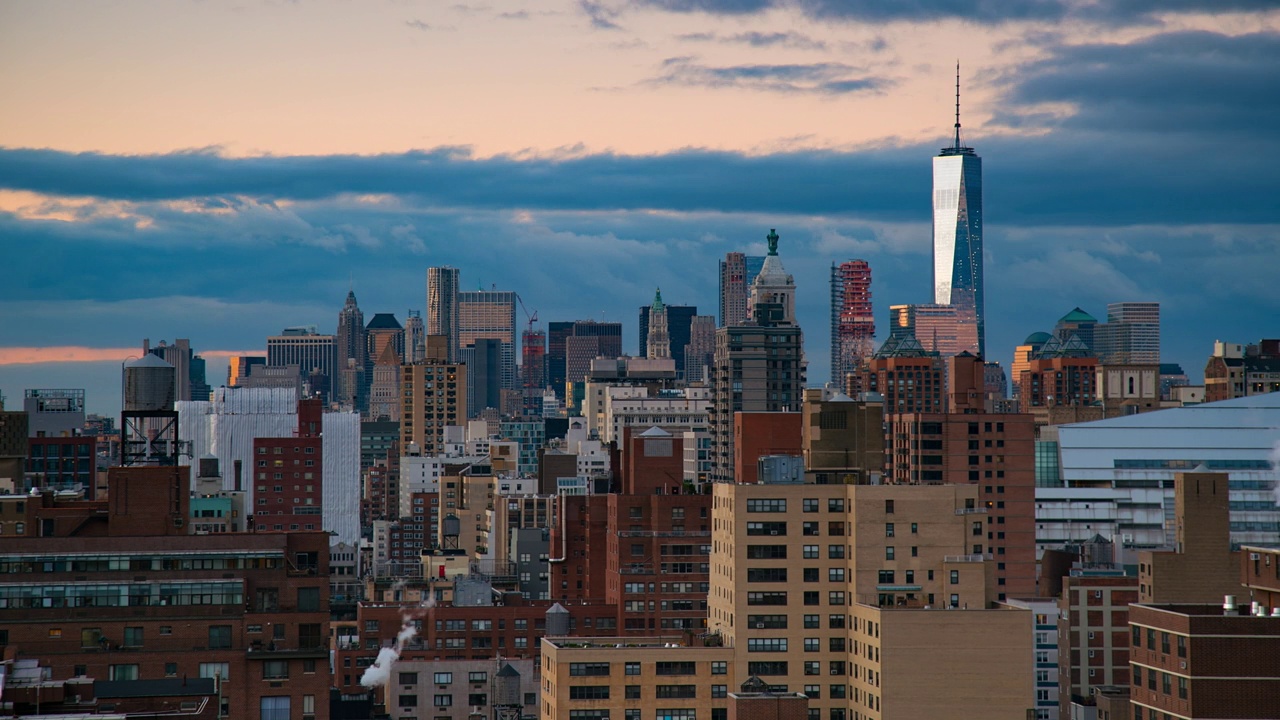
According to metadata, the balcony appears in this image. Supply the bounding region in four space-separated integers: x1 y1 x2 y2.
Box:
954 508 986 515
247 641 329 659
943 554 985 563
616 530 710 538
618 564 654 575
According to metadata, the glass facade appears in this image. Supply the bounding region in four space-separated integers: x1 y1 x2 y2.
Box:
932 148 984 357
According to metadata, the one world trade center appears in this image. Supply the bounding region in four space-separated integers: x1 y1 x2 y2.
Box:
932 65 984 358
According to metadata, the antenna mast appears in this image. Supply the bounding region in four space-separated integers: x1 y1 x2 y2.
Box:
953 61 962 150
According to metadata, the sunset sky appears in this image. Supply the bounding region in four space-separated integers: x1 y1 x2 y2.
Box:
1 0 1277 414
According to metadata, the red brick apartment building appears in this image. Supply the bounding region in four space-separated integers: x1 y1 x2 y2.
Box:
0 465 331 720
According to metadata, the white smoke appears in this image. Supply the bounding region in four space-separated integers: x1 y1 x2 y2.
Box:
359 617 419 689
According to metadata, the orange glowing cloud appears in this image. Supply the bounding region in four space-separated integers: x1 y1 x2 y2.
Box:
0 347 262 366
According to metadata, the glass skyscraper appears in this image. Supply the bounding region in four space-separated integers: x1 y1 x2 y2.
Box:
932 69 984 357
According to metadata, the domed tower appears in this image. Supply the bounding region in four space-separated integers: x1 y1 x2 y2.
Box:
646 288 671 360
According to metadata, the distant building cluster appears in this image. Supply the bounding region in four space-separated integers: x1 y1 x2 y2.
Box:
3 71 1279 720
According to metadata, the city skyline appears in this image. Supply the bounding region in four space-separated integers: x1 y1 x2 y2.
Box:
2 2 1278 415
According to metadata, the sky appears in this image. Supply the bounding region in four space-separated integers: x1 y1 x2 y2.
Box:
1 0 1278 417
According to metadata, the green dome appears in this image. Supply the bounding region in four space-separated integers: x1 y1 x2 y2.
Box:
1024 331 1053 345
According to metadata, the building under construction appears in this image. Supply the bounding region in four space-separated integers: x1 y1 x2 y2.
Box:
830 259 875 388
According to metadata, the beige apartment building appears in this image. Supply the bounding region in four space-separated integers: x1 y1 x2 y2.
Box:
401 359 468 456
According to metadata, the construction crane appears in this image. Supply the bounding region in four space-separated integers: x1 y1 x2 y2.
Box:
516 294 537 334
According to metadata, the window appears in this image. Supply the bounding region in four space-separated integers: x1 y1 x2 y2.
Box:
199 662 229 681
885 523 895 537
298 587 321 612
747 638 788 652
569 686 610 700
655 686 697 699
1161 632 1170 654
712 684 727 698
804 614 820 629
626 685 641 699
1161 672 1171 695
399 672 419 685
260 696 290 720
804 637 820 652
1132 625 1141 646
1177 635 1186 658
829 568 845 582
625 662 641 676
747 661 788 676
398 695 418 708
123 627 143 647
81 628 103 648
884 500 894 513
655 662 697 676
828 591 845 605
803 568 819 582
950 570 960 585
109 664 139 681
263 661 289 679
828 614 846 629
711 661 727 675
469 671 488 683
747 545 788 559
749 568 789 583
208 625 232 649
805 685 821 699
803 545 819 559
803 499 819 513
747 499 787 513
434 695 454 707
804 661 821 676
1178 676 1187 699
434 672 453 684
747 592 788 606
570 663 611 676
828 545 845 559
165 662 177 677
828 499 845 512
885 547 894 560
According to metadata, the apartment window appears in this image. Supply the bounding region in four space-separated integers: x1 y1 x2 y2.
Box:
434 672 453 684
828 499 845 512
199 663 229 681
829 568 845 582
263 661 288 680
626 686 641 699
804 614 820 629
830 684 847 699
208 625 232 649
803 545 819 559
711 662 727 675
747 499 787 513
260 697 290 720
1177 635 1186 657
828 545 845 559
655 662 696 676
434 695 454 707
109 664 139 681
655 685 697 699
399 672 419 686
828 614 846 629
570 686 610 700
804 685 821 699
804 661 821 676
885 523 895 537
1133 666 1142 687
1147 628 1155 649
570 663 611 677
804 638 820 652
1161 673 1171 695
122 627 143 647
803 499 819 513
885 547 895 560
803 568 819 582
950 570 960 585
804 591 820 605
828 591 845 606
803 522 820 536
625 662 641 675
884 500 894 514
1161 632 1170 654
398 695 418 708
712 684 728 698
1178 677 1188 699
911 522 918 534
1132 626 1141 646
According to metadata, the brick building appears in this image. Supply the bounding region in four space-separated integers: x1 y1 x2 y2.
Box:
253 398 324 533
1056 574 1139 714
733 412 803 485
0 466 331 720
1137 471 1239 604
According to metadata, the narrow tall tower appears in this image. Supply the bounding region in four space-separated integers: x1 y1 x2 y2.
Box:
646 288 671 360
336 290 366 408
932 63 985 357
426 267 460 362
831 260 875 387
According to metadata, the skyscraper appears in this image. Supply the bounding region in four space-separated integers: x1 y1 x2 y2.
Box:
403 309 425 363
639 301 697 376
426 266 460 361
266 327 336 400
932 65 985 357
709 230 806 484
1095 301 1160 364
336 291 366 408
458 289 518 392
830 259 875 386
718 251 765 327
644 288 670 360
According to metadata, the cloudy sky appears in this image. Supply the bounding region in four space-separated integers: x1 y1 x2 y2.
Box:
1 0 1277 415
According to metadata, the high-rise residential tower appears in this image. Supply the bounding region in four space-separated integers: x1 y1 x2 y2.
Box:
426 266 460 361
458 289 518 392
932 65 985 357
830 259 875 386
718 251 765 327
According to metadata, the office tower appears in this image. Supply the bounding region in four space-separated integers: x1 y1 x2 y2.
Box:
932 66 985 357
403 309 425 363
461 337 504 416
364 313 404 411
337 289 367 382
227 355 266 386
400 352 467 456
545 321 574 398
830 259 875 386
683 315 716 383
143 338 195 402
1094 301 1160 364
563 321 623 391
458 289 518 392
267 327 337 400
426 266 460 361
644 288 670 359
719 251 765 327
640 300 697 377
367 343 401 421
709 230 805 484
887 303 978 357
1053 307 1097 350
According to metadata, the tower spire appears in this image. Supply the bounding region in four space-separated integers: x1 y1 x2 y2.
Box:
953 60 962 150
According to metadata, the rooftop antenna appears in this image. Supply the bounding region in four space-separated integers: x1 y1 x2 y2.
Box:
953 60 962 151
